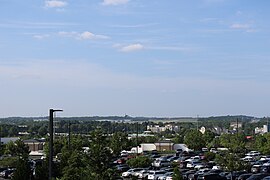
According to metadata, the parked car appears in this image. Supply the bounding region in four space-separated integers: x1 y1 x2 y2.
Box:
246 173 270 180
186 161 203 168
245 151 261 156
121 168 143 178
197 173 227 180
147 170 167 180
157 172 173 180
0 168 15 179
237 173 252 180
152 160 171 168
137 169 150 179
116 164 130 172
226 171 247 180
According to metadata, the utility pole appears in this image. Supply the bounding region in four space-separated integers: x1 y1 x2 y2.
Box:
49 109 63 180
68 121 71 150
136 122 139 155
236 118 239 135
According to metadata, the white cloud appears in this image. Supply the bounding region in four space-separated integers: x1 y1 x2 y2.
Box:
78 31 109 40
33 34 50 39
230 23 250 29
45 1 67 8
102 0 129 6
58 31 109 40
119 43 144 52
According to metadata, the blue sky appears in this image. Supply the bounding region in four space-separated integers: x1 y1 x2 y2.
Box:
0 0 270 117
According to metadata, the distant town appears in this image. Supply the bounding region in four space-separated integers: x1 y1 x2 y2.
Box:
1 115 270 179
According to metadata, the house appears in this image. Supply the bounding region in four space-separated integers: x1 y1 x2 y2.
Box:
23 139 46 159
23 139 45 152
154 140 174 151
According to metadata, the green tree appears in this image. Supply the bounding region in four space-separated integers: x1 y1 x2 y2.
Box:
5 139 29 156
61 150 87 180
172 167 182 180
12 157 31 180
220 133 246 154
126 156 152 168
184 130 205 151
203 130 215 146
207 137 221 148
215 152 247 172
33 159 48 180
85 130 113 179
110 132 129 156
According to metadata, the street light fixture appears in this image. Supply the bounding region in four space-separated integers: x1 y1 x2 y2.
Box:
49 109 63 180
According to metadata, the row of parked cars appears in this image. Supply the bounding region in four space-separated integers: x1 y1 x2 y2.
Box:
114 149 270 180
0 168 15 179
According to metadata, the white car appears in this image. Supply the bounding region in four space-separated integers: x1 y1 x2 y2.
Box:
147 170 166 180
121 168 143 178
186 161 203 168
158 172 173 180
246 151 261 156
137 170 150 179
152 160 171 168
185 156 200 162
241 156 254 161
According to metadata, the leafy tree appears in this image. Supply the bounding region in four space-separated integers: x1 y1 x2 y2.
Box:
0 156 17 167
8 126 18 137
172 167 182 180
12 157 31 180
184 129 205 151
203 130 215 146
220 133 246 154
215 152 247 172
33 159 48 180
207 137 221 148
61 150 87 180
38 125 48 136
110 132 129 156
252 133 270 155
85 130 113 179
204 152 216 161
126 156 152 168
5 139 29 156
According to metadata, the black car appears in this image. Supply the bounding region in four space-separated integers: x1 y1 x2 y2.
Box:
226 171 247 180
261 166 270 173
197 173 227 180
237 173 252 180
246 173 270 180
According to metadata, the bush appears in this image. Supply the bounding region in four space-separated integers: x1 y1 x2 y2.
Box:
126 156 153 168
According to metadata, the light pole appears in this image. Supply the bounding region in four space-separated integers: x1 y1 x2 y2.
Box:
49 109 63 180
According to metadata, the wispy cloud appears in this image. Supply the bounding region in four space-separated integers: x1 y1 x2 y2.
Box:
230 23 250 29
109 23 158 28
45 0 67 8
117 43 144 52
148 46 193 52
0 21 77 29
230 23 257 33
58 31 109 40
102 0 129 6
33 34 50 39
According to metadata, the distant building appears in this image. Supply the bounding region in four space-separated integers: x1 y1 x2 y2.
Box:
147 124 179 133
230 122 242 130
23 139 46 159
200 127 206 134
23 139 45 152
255 124 270 134
209 126 228 135
155 140 174 151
